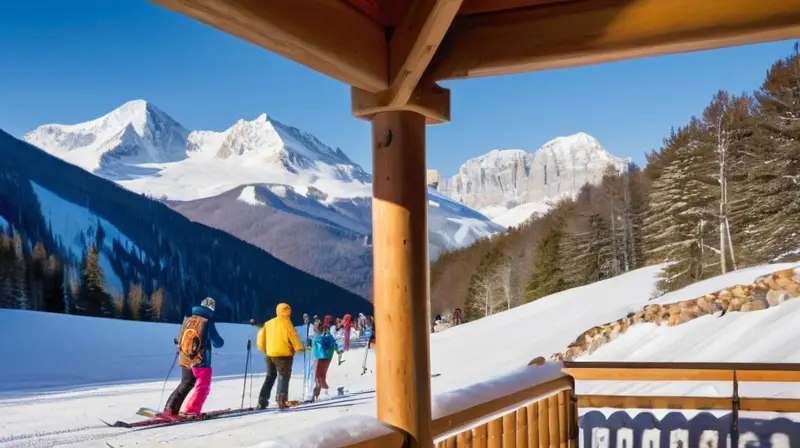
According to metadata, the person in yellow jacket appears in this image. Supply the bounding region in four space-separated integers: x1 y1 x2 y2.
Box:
256 303 305 409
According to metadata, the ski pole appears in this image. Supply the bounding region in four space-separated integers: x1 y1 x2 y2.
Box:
249 344 254 407
241 336 251 408
158 349 179 410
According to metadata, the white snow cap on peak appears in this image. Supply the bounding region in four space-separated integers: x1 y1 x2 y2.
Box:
255 113 268 123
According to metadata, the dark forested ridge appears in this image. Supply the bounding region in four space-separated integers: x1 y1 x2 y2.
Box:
430 44 800 322
0 130 372 324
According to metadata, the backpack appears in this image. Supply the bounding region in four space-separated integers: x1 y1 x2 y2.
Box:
178 315 209 368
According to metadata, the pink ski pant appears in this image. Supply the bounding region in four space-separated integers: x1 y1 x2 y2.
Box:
184 366 212 414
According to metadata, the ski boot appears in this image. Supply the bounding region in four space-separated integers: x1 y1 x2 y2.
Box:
277 393 289 410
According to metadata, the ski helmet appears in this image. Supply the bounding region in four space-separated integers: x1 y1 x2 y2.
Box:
201 297 216 312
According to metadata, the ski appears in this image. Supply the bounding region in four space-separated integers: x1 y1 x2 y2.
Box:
103 406 268 429
105 390 376 430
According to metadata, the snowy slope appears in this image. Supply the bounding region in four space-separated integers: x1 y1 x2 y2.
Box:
6 264 800 446
28 181 147 292
437 133 629 227
24 101 501 297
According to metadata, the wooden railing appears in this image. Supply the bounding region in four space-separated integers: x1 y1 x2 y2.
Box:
262 362 800 447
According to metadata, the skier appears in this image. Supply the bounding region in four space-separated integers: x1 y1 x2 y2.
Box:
342 314 353 352
164 297 225 419
452 308 463 326
368 316 376 349
311 322 340 401
357 313 368 341
302 313 312 347
256 303 305 409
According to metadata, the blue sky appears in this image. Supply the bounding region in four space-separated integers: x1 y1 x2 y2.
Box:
1 1 795 176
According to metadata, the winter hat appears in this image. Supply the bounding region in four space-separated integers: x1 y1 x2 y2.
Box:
201 297 216 312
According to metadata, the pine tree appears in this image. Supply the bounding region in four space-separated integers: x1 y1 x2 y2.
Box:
643 122 719 293
77 243 112 317
150 288 165 322
30 243 47 311
463 250 501 321
700 90 752 272
127 283 145 321
43 255 65 313
112 293 124 318
10 230 29 309
526 223 567 302
741 47 800 263
0 231 16 309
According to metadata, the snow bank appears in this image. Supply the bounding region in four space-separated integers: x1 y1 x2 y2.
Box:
0 309 263 395
255 415 401 448
428 264 664 393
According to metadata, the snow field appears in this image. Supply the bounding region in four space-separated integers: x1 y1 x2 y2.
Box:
2 263 800 446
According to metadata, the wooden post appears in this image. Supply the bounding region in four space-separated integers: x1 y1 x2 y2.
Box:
528 403 539 448
516 407 529 448
458 429 474 448
474 424 489 448
372 110 433 448
503 412 516 448
488 418 503 448
558 392 567 448
548 396 559 448
538 400 549 447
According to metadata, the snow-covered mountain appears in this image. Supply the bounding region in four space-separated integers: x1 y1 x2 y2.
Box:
436 133 629 228
25 100 502 297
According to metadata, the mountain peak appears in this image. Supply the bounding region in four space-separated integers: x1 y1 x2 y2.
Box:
23 99 190 172
255 113 268 123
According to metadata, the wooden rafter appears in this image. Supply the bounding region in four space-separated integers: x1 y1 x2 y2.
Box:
458 0 572 16
429 0 800 81
150 0 388 92
343 0 412 27
351 0 462 123
385 0 463 107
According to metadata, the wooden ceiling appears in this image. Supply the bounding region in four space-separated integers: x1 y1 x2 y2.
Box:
342 0 573 27
150 0 800 123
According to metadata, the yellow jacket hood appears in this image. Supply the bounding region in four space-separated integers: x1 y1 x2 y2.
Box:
256 303 304 357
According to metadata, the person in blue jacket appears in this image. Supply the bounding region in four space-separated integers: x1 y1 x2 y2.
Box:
311 322 340 401
164 297 225 417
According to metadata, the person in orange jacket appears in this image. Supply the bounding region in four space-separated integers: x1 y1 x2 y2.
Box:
256 303 305 409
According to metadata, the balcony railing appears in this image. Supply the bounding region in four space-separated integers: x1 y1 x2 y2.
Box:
262 362 800 447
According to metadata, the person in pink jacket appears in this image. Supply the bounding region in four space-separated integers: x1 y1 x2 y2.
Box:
342 314 352 352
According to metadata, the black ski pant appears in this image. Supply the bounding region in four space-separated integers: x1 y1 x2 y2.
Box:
258 356 293 406
164 366 195 414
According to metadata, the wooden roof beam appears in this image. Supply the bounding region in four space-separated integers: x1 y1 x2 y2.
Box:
149 0 389 92
430 0 800 81
352 0 463 124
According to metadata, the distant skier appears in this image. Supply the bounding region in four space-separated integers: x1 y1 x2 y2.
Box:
164 297 225 418
311 322 340 401
324 315 334 332
368 316 376 349
256 303 305 409
342 314 353 352
302 313 312 347
358 313 368 343
452 308 463 326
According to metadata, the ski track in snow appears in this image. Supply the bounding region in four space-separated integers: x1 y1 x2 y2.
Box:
3 263 800 446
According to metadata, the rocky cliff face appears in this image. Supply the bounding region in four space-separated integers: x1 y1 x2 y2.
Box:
437 133 628 227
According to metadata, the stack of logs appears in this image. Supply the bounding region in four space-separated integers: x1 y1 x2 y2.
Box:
550 266 800 362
